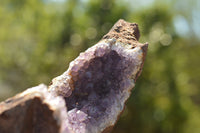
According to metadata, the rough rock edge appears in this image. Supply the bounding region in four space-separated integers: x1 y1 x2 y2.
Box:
103 19 140 46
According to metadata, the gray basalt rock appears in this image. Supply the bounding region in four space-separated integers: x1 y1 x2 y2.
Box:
0 19 148 133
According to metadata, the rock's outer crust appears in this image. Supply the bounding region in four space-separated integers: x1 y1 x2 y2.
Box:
103 19 140 45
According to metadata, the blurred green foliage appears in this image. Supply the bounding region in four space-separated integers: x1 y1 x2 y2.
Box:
0 0 200 133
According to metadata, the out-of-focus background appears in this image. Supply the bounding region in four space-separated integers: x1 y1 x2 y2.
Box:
0 0 200 132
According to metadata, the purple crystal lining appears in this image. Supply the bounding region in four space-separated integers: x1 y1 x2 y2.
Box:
47 39 145 133
62 40 141 132
66 50 123 110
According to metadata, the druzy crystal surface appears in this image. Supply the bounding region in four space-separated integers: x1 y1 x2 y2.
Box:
49 37 148 133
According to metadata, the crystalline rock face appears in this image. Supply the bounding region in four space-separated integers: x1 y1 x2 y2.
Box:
48 19 148 133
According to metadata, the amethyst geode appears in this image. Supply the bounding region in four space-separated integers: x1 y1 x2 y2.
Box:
48 19 148 133
0 19 147 133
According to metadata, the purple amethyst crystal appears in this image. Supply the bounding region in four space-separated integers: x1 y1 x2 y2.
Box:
49 19 148 133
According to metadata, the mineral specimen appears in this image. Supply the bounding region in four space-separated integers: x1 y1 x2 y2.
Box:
0 19 148 133
49 19 148 133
